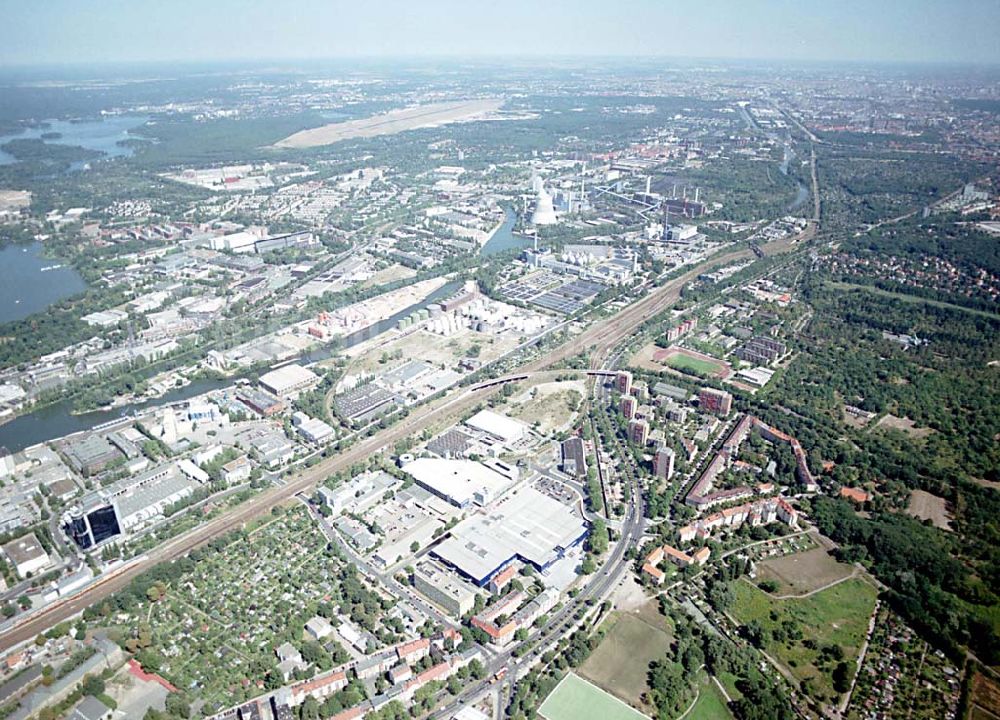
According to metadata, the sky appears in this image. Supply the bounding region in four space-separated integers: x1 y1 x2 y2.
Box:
0 0 997 67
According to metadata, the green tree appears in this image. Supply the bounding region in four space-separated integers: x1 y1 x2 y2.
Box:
81 674 105 696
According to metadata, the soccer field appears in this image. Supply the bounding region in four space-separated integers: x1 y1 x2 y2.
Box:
539 673 650 720
666 352 726 376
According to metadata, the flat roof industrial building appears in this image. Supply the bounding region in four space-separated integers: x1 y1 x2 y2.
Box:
402 457 518 508
2 532 50 578
258 363 320 397
464 409 527 444
432 486 588 586
334 383 402 424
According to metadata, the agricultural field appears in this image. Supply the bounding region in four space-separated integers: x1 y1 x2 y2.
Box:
730 576 878 703
579 606 674 713
754 546 856 596
95 506 388 709
538 672 650 720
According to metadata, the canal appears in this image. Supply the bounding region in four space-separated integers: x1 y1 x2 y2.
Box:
0 279 461 452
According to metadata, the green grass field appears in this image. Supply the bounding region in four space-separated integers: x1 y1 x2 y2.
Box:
688 677 735 720
731 576 877 701
717 671 744 702
538 673 650 720
665 352 725 376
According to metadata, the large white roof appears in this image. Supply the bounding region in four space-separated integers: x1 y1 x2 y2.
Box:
259 363 319 395
465 409 527 443
403 458 515 507
432 486 588 582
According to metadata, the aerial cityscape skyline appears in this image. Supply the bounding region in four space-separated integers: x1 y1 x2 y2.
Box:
0 4 997 720
1 0 999 66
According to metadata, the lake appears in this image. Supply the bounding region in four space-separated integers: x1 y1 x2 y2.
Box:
0 114 150 166
0 241 87 324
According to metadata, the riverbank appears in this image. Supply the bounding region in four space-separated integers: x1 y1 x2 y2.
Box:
0 277 461 452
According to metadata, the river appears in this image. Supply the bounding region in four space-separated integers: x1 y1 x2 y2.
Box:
0 242 87 324
779 142 810 212
0 279 461 452
481 207 532 257
0 115 150 167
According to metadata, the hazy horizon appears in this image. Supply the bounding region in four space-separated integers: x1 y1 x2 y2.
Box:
1 0 998 67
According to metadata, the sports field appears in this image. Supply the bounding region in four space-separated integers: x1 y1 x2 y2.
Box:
538 673 650 720
666 353 725 376
652 346 731 379
580 610 673 710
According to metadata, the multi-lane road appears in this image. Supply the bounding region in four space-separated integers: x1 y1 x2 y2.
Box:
0 233 801 653
435 343 645 717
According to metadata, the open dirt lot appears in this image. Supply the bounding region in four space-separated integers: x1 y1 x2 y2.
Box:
906 489 952 531
628 342 667 371
755 546 855 597
275 99 504 148
875 413 934 439
359 264 416 289
344 326 520 377
580 606 674 713
970 672 1000 720
508 380 586 435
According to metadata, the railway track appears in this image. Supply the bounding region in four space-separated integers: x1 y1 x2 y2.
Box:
0 235 800 653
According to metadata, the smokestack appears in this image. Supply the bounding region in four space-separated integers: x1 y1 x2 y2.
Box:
695 187 700 203
645 176 651 195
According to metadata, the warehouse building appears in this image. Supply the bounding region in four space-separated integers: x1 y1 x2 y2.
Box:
402 457 518 508
432 487 588 586
259 364 321 397
2 533 51 578
236 387 286 417
61 434 122 476
63 462 198 549
560 437 588 478
465 409 527 444
292 412 336 444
